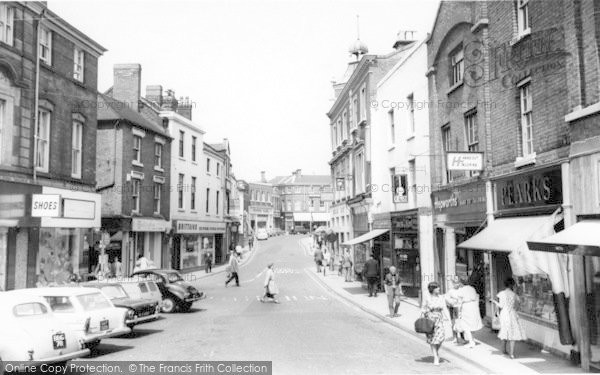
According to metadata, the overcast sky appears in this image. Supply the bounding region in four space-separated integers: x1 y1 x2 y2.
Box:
50 0 440 182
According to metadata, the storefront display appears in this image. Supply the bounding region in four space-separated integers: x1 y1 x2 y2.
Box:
36 228 91 285
180 234 201 269
516 274 557 324
391 210 420 297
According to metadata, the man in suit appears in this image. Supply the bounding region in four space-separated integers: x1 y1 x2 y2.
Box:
363 254 380 297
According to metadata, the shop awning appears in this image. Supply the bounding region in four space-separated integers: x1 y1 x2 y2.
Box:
341 229 389 246
457 215 552 252
293 213 312 221
293 212 331 222
527 220 600 256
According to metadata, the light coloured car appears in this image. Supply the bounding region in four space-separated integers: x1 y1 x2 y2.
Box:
119 279 163 309
256 228 269 240
20 287 131 349
0 291 90 363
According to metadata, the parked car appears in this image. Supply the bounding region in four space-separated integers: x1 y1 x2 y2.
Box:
119 279 163 309
0 291 90 363
82 282 160 328
256 228 269 240
20 287 131 349
293 225 308 234
130 269 205 313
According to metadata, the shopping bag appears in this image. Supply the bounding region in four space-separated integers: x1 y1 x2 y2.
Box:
453 318 467 333
414 316 435 334
492 314 501 331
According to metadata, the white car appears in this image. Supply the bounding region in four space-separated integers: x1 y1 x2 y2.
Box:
0 291 90 363
256 228 269 240
117 279 163 309
20 287 131 349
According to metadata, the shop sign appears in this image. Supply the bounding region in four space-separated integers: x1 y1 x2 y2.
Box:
31 194 61 217
495 167 562 211
62 198 95 219
446 152 484 171
336 178 345 191
372 212 391 230
433 182 486 220
175 220 226 234
132 218 168 232
391 211 418 233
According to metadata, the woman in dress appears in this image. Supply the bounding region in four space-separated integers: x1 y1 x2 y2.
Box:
456 277 483 348
260 263 280 303
422 281 451 366
491 278 526 358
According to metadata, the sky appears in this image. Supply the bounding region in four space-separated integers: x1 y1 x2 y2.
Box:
50 0 440 182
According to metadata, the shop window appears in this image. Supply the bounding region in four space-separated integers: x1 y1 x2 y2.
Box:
36 228 90 286
516 274 557 324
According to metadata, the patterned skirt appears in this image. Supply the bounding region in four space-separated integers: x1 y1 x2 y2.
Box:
425 310 445 345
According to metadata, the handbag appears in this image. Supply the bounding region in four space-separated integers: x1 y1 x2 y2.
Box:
492 314 501 331
415 315 435 334
453 318 467 333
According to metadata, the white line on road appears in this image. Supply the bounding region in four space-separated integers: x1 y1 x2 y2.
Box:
256 296 261 301
292 296 297 301
285 296 290 301
234 297 237 302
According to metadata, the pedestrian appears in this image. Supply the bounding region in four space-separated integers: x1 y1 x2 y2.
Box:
204 251 213 273
322 248 331 276
314 246 323 273
455 277 483 348
363 254 380 297
260 263 280 303
338 251 343 276
342 249 352 282
445 280 464 345
111 257 123 278
329 247 336 272
491 278 526 359
249 235 254 251
225 250 240 287
384 266 402 317
422 281 451 366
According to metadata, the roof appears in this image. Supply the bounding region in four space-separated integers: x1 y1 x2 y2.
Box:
17 287 103 296
97 94 170 137
208 143 227 152
269 174 331 185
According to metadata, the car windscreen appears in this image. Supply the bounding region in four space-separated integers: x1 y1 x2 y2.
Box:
166 272 183 282
100 285 128 299
77 293 112 311
13 302 48 317
45 296 76 313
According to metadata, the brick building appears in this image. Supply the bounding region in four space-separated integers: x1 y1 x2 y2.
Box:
248 173 275 232
96 64 172 275
0 2 105 289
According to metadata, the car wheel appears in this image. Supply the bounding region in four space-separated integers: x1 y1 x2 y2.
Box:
85 340 101 351
162 297 176 313
180 301 193 312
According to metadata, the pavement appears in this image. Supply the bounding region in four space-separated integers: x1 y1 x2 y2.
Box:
80 234 484 374
298 238 583 374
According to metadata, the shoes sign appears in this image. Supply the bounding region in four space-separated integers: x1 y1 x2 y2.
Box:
31 194 61 217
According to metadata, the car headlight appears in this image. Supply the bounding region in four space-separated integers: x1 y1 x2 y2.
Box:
126 309 136 319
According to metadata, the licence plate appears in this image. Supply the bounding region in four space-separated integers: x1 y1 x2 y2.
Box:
100 319 109 331
52 333 66 350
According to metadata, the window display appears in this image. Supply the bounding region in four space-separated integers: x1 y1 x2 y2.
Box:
180 234 200 269
516 274 557 324
37 228 88 286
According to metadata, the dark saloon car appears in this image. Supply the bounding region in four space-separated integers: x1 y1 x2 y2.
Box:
82 283 160 328
130 269 205 313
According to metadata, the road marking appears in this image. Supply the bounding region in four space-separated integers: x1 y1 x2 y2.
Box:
256 296 261 301
308 296 315 300
292 296 297 301
285 296 290 301
245 296 249 301
209 296 214 300
234 297 237 302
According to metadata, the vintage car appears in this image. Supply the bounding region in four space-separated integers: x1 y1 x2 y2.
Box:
130 269 205 313
0 291 90 363
119 279 163 308
256 228 269 240
20 287 131 349
81 283 160 328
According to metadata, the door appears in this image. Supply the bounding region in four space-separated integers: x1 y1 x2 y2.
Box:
585 255 600 369
215 234 223 264
0 228 6 290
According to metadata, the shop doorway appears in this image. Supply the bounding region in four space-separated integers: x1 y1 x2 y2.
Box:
585 255 600 370
0 228 6 291
215 234 223 264
435 228 445 292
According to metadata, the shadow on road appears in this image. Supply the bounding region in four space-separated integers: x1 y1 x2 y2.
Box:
414 356 449 364
124 328 164 338
86 344 134 358
179 307 207 314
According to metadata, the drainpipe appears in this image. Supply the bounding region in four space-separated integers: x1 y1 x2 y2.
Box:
32 8 45 181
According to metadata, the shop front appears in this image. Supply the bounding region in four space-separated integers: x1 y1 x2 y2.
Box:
349 204 370 279
390 210 421 298
172 220 226 272
459 165 574 357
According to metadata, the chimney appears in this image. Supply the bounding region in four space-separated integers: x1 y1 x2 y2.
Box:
162 89 178 111
145 85 163 107
113 64 141 111
296 169 302 178
176 96 193 120
393 30 418 50
260 171 266 183
223 138 229 154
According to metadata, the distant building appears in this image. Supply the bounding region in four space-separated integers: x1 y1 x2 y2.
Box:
248 171 274 232
0 2 106 289
270 169 332 232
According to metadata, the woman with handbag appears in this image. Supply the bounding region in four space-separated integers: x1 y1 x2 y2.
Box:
491 278 526 359
421 281 450 366
260 263 280 303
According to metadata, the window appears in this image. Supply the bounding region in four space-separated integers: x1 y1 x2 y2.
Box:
294 200 301 211
0 4 14 46
450 48 464 86
309 199 314 208
153 183 161 214
73 48 84 82
71 121 83 178
0 99 5 163
333 123 338 147
465 112 478 151
226 192 230 214
216 191 220 215
353 96 359 128
191 136 196 161
519 81 534 156
442 125 451 182
409 160 417 204
178 174 184 209
133 135 142 163
36 109 51 172
342 111 348 140
154 143 162 168
287 201 292 211
206 188 210 213
179 130 184 158
517 0 530 36
191 176 196 210
320 200 324 208
206 158 210 173
132 178 141 213
39 27 52 65
391 169 408 203
355 152 364 193
216 162 220 176
388 109 395 144
408 94 415 134
360 86 366 122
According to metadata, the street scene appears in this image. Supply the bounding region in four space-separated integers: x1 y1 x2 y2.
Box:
1 0 600 374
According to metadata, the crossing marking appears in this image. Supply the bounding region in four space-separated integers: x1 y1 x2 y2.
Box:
234 297 237 302
292 296 297 301
245 296 249 301
256 296 261 301
285 296 291 301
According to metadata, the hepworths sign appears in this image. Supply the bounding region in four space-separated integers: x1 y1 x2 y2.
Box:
446 152 483 171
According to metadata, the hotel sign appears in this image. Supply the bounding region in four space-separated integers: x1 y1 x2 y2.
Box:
446 152 484 171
